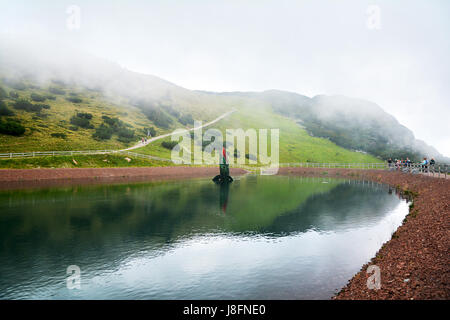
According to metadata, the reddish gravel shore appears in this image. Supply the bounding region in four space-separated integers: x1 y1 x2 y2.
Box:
278 167 450 300
0 167 248 190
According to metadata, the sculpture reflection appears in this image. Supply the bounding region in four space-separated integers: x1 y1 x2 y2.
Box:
219 182 230 214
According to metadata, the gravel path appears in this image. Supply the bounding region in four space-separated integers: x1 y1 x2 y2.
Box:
122 109 236 151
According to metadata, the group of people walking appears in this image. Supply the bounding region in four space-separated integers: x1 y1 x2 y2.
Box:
387 157 436 171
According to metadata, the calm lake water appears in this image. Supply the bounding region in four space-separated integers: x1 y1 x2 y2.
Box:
0 175 408 299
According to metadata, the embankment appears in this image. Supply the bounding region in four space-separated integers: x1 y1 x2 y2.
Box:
0 167 248 190
277 167 449 300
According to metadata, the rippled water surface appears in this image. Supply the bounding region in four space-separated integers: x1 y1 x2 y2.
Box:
0 175 408 299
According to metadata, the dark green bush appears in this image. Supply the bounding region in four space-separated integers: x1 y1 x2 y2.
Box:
144 126 157 137
102 115 121 127
76 112 92 120
9 91 19 99
51 132 67 139
117 127 134 138
49 87 66 95
13 99 43 112
46 95 56 100
34 103 50 110
161 140 178 150
30 93 46 102
0 87 7 100
70 114 94 129
0 101 14 116
92 123 114 140
0 119 25 136
66 96 83 103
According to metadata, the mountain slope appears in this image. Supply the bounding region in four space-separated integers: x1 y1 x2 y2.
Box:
0 39 445 163
205 90 447 162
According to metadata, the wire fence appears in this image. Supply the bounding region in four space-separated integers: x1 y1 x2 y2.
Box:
387 162 449 178
278 162 386 169
0 150 172 162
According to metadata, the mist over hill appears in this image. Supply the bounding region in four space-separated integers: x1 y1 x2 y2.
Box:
0 37 447 162
213 90 446 162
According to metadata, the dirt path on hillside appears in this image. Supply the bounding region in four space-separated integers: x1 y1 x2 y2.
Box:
122 109 236 151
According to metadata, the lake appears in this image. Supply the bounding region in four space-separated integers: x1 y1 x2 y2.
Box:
0 175 408 299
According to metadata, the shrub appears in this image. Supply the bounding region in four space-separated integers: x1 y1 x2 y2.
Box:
13 99 43 112
0 87 7 100
46 95 56 100
0 101 14 116
76 112 92 120
49 87 66 95
70 113 94 129
9 91 19 99
0 119 26 136
51 132 67 139
102 115 121 127
34 103 50 110
144 126 157 137
117 127 135 139
69 126 79 131
161 141 178 150
30 93 46 102
66 96 83 103
92 124 114 140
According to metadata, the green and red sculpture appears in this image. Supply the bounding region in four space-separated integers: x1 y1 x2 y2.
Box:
212 147 233 184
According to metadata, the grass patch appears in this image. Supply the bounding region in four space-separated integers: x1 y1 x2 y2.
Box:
0 154 172 169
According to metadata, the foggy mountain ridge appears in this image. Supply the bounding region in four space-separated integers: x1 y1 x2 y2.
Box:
0 38 446 162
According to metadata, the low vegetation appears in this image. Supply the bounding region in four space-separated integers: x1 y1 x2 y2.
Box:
0 154 170 169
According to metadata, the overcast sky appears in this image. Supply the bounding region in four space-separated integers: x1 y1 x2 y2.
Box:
1 0 449 156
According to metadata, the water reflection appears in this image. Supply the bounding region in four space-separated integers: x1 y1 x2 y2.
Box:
0 176 408 299
218 183 230 214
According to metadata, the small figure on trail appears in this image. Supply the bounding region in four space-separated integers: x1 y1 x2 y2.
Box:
141 137 145 144
387 158 393 168
421 157 428 172
430 158 435 166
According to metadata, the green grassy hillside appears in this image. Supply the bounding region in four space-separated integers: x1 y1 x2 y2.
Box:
134 102 382 164
0 76 382 165
0 77 226 153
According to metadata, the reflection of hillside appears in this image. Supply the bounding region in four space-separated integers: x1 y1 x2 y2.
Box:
224 176 338 231
267 183 399 234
